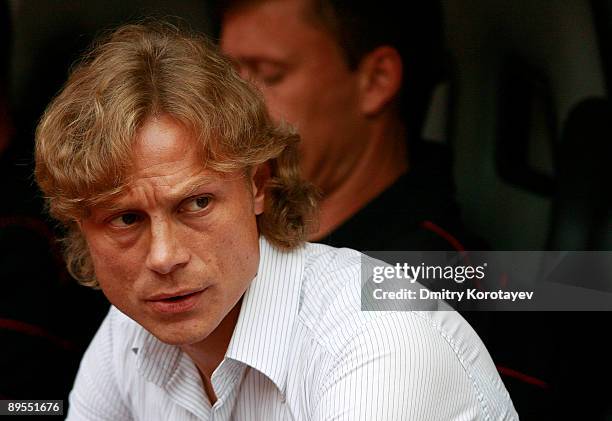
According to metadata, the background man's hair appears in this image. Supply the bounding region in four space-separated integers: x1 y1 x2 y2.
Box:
217 0 445 143
35 21 317 287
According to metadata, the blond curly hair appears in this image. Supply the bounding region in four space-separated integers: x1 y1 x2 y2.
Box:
35 21 318 287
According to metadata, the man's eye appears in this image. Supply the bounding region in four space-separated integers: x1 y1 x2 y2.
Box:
181 196 211 213
109 213 141 228
259 72 284 86
252 63 286 87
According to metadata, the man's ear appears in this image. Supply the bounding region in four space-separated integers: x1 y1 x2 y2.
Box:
357 46 403 116
250 162 271 215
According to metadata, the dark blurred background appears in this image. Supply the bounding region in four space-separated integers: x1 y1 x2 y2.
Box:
1 1 611 420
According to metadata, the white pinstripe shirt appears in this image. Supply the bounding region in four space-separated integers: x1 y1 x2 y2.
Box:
67 238 518 420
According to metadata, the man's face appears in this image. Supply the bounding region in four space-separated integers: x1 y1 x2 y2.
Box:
79 115 263 346
221 0 365 193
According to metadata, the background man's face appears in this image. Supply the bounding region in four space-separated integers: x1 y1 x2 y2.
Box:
79 115 263 346
221 0 366 193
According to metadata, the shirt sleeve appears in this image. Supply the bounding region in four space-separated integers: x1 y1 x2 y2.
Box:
66 309 133 421
310 312 516 421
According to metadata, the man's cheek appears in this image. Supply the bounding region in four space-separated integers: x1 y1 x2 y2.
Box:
91 250 138 290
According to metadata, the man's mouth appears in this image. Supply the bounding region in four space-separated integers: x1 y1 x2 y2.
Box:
162 293 195 302
146 288 207 314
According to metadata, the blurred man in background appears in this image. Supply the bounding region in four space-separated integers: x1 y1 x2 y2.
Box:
219 0 470 251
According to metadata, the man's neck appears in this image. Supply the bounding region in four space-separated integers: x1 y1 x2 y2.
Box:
179 298 243 405
310 120 408 241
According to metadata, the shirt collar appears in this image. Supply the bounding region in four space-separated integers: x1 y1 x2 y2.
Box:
225 236 305 394
131 321 183 387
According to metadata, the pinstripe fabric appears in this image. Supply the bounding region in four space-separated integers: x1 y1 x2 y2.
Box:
66 237 518 420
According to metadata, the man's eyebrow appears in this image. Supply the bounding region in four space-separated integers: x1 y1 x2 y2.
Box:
177 176 219 198
97 176 224 212
236 55 288 68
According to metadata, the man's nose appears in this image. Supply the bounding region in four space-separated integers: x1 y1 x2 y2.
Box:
145 218 189 275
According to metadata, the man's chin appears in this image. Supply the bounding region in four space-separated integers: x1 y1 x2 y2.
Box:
149 328 212 347
140 316 216 346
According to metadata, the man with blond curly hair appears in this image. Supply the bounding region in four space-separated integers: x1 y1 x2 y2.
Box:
36 22 516 420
